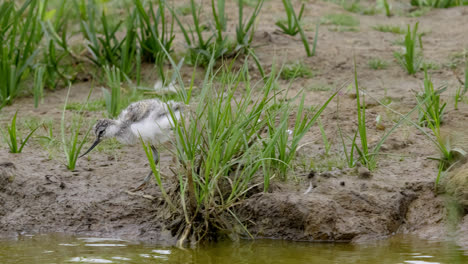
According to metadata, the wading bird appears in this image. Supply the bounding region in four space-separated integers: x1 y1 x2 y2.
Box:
80 99 183 190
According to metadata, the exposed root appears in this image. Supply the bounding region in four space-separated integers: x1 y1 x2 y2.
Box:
124 190 157 201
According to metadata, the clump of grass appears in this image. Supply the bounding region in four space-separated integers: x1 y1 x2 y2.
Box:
0 0 44 106
173 0 232 66
275 0 305 36
352 65 371 168
368 58 389 70
102 65 122 118
281 62 314 80
407 7 431 17
297 18 318 57
145 53 336 244
134 0 174 83
100 65 155 117
394 22 422 75
422 61 440 70
78 0 139 78
214 59 241 85
343 1 377 15
78 1 118 66
264 91 337 180
372 25 405 34
325 0 376 15
416 69 447 127
176 3 194 16
1 111 38 153
400 69 465 173
322 14 359 27
411 0 468 8
454 86 463 110
317 118 331 156
380 0 392 16
367 80 464 185
391 38 406 46
341 61 423 170
140 138 175 209
465 58 468 93
61 86 91 171
66 99 106 112
306 83 333 92
33 66 46 108
309 155 346 172
322 13 359 32
445 51 466 69
41 9 76 91
236 0 265 51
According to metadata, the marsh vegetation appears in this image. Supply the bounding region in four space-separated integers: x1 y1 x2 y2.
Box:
1 0 468 249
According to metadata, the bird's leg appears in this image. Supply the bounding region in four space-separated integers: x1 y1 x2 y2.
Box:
133 145 159 191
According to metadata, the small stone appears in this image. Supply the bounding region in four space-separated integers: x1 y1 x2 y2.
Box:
0 162 15 169
380 144 389 152
0 161 16 188
308 170 316 179
360 183 368 191
358 167 372 179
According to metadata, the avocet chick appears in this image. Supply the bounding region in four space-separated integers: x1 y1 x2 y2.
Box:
80 99 183 190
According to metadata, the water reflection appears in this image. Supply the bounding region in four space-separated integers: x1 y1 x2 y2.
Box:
0 234 466 264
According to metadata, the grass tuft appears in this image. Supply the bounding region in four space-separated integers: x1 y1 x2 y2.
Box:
236 0 265 51
416 69 447 128
322 13 359 27
372 25 405 34
368 58 389 70
381 0 392 16
102 65 122 118
281 62 314 80
275 0 305 36
60 85 91 170
1 111 38 153
394 22 422 75
0 0 43 106
411 0 468 8
143 52 337 244
342 60 426 170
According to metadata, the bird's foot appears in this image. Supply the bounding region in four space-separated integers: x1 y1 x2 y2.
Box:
131 181 148 192
131 169 154 191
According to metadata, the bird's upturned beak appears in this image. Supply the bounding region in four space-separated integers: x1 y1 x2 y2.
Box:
79 137 101 158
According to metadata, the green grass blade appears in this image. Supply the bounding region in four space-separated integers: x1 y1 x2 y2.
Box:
18 126 39 153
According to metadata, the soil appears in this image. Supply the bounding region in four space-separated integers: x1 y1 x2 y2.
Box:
1 0 468 249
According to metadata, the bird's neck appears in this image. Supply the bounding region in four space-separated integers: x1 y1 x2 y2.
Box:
105 120 122 138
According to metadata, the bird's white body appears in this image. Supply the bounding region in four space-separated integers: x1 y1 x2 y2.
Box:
101 99 182 146
80 98 183 189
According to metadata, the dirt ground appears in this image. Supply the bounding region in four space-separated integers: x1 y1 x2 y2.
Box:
1 0 468 248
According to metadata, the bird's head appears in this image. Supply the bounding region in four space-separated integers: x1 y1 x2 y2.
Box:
80 119 117 158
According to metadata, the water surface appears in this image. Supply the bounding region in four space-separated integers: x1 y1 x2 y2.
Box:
0 234 467 264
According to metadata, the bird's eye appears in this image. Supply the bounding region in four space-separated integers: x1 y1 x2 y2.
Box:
98 130 104 137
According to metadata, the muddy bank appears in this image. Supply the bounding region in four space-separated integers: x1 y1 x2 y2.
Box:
1 0 468 250
240 171 448 243
0 150 175 244
0 149 455 247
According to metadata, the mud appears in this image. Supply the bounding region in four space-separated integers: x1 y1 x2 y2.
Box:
1 0 468 249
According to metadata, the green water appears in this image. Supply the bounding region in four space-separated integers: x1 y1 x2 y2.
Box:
0 234 467 264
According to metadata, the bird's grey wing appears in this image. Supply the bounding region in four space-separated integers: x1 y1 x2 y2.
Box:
119 99 182 124
153 101 183 120
119 101 153 123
